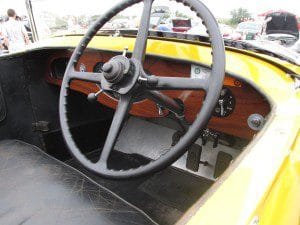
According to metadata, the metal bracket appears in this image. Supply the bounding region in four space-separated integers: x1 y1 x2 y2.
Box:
201 128 220 148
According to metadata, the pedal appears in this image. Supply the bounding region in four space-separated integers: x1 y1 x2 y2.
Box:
186 144 202 172
172 131 208 171
214 151 233 179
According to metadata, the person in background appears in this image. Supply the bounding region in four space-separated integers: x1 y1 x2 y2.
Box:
0 35 3 55
0 17 6 54
2 9 30 53
153 21 172 32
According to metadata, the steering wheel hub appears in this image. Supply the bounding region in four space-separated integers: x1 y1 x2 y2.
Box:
103 56 131 84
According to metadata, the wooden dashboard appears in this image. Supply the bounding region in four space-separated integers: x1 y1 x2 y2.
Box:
45 50 271 140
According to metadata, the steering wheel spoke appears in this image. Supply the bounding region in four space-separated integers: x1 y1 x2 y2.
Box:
68 67 103 83
132 0 154 62
141 76 209 91
96 94 132 167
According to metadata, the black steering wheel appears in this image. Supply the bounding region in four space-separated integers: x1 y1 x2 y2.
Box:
59 0 225 179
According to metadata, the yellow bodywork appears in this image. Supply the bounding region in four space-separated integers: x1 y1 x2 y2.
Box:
13 35 300 225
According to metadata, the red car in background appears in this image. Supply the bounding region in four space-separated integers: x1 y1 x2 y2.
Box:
172 19 192 33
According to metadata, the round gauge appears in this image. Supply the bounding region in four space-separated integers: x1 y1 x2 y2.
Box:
93 62 104 73
50 57 69 79
213 87 235 117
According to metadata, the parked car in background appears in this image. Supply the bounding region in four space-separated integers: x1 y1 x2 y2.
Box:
186 23 235 39
172 18 191 32
262 11 299 46
219 23 234 38
292 38 300 53
259 10 300 31
235 21 262 40
187 22 207 36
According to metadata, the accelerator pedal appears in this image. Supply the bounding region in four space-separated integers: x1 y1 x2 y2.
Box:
214 151 233 178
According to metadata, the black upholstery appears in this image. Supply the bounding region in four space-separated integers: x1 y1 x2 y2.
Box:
0 140 156 225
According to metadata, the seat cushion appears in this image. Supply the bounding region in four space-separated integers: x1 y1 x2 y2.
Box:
0 140 156 225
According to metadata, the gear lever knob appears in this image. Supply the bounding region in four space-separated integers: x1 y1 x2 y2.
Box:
87 90 103 103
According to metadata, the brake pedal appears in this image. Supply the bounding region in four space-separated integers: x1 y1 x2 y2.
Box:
186 144 202 172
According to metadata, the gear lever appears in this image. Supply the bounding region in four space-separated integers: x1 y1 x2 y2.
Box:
87 89 103 103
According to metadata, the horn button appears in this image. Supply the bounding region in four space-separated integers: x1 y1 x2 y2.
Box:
101 56 141 95
103 56 131 84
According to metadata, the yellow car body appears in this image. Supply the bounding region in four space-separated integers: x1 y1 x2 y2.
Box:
14 35 299 225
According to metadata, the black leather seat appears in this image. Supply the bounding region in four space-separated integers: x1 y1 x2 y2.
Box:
0 140 156 225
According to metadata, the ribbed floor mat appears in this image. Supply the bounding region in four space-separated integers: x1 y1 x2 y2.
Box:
66 150 213 225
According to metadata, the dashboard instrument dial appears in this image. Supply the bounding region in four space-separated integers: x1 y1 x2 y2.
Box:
50 57 69 79
93 62 104 73
213 87 235 117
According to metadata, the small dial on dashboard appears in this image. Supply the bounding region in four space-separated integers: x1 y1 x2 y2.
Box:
50 57 69 79
213 87 235 117
93 62 104 73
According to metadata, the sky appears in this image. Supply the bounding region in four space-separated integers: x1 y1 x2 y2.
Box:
0 0 299 19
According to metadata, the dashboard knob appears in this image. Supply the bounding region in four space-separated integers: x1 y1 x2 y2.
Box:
247 114 265 131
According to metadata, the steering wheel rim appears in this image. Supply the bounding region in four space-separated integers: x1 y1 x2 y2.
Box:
59 0 225 179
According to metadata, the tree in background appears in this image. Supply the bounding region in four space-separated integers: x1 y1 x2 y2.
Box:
175 10 190 19
229 8 252 26
218 18 231 26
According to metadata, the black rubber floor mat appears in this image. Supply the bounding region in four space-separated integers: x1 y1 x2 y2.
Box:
139 168 213 212
214 151 233 178
66 150 213 225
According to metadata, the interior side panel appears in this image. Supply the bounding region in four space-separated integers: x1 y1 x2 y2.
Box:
0 56 42 147
0 51 113 154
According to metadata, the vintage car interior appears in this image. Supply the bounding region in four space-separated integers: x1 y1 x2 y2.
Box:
0 0 299 225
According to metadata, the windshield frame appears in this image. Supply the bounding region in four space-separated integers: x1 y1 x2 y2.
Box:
26 0 39 41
